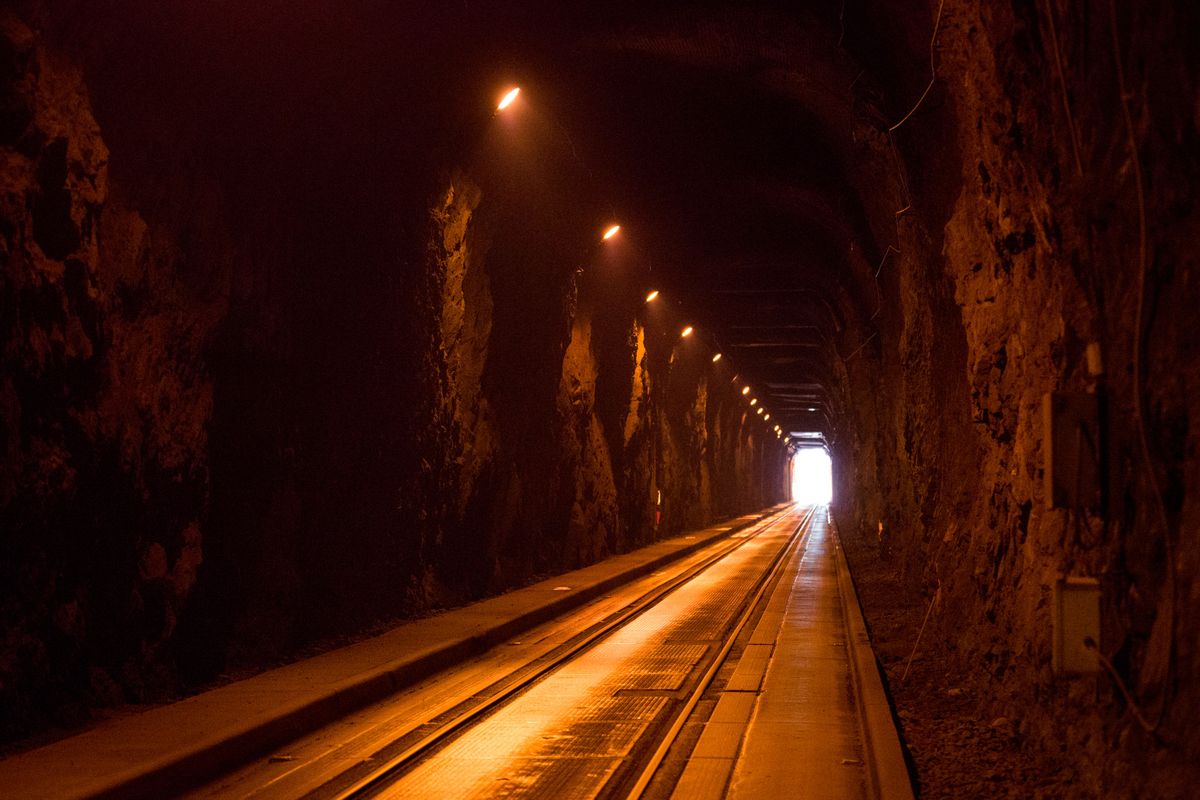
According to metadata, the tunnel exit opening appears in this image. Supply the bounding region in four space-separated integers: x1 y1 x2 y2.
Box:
790 448 832 505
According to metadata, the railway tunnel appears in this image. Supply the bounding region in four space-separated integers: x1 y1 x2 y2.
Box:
0 1 1197 797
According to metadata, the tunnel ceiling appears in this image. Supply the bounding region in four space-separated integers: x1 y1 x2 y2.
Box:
515 3 900 437
46 0 933 439
512 1 922 441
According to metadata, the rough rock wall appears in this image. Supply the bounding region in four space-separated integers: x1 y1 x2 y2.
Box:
415 171 787 605
0 14 233 735
0 16 787 742
832 2 1200 795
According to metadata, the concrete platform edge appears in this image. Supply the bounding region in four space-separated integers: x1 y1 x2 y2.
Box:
829 518 916 800
44 505 788 800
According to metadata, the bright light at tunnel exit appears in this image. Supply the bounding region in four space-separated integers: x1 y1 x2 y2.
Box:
791 448 833 505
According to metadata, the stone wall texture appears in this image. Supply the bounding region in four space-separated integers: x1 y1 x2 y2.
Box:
0 10 787 742
826 2 1200 796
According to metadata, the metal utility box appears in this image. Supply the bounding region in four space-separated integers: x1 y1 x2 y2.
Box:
1043 392 1100 510
1052 576 1101 675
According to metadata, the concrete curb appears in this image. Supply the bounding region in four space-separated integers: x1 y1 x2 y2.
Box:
3 505 789 800
830 517 917 800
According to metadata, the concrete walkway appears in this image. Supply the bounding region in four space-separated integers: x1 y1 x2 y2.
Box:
673 508 913 800
0 508 784 800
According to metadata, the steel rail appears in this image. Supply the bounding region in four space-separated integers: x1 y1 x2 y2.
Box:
621 504 817 800
324 505 805 800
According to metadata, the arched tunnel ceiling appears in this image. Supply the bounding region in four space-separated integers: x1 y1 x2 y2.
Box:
505 4 896 438
53 0 928 439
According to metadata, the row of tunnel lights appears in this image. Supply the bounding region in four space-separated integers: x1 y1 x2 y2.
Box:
647 290 787 442
500 87 792 446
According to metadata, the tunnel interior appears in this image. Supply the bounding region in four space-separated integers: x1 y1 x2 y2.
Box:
1 0 1198 794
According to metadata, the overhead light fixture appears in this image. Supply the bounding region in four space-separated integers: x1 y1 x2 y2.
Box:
749 398 757 406
645 290 659 303
711 353 722 363
742 386 751 395
807 407 817 412
764 414 770 421
497 87 521 111
681 326 694 338
602 224 621 241
756 407 764 415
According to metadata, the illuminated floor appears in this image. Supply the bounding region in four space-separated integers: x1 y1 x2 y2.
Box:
173 506 909 799
372 514 800 799
726 510 870 799
6 505 906 800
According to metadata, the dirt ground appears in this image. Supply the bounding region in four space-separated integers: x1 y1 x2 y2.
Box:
840 531 1077 799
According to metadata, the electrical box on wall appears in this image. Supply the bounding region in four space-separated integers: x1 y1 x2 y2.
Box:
1053 576 1101 675
1042 392 1100 510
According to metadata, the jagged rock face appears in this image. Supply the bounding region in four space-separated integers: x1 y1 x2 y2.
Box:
413 173 784 603
0 14 229 731
827 3 1200 796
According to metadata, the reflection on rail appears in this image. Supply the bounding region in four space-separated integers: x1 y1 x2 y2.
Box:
326 507 815 799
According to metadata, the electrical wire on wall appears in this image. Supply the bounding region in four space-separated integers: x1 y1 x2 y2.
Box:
1107 0 1174 734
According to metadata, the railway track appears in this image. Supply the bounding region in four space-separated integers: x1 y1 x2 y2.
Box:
301 505 817 800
